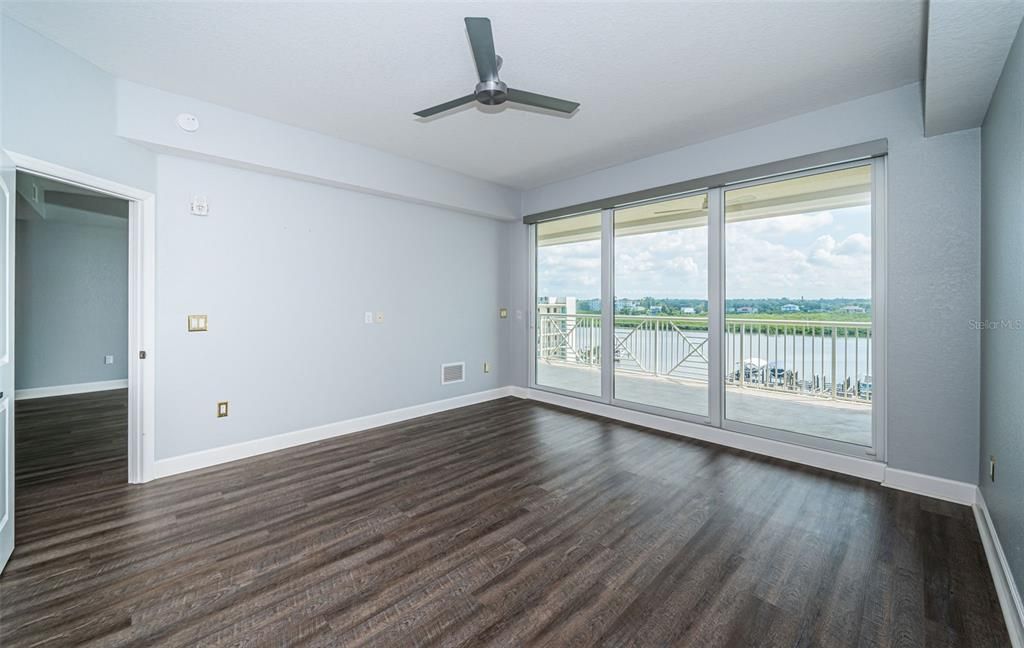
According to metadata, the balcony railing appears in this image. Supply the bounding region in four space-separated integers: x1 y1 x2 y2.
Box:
537 312 871 403
725 318 871 402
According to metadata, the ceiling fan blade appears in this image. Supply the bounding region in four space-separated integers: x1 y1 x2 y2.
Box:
507 88 580 114
465 17 499 82
414 94 476 118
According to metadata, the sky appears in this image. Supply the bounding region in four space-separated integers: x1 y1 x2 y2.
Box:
536 206 872 300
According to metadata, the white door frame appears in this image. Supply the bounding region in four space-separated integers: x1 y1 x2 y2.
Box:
6 151 156 484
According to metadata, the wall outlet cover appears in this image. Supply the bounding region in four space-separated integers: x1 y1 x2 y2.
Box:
104 355 114 365
374 312 385 323
188 314 209 332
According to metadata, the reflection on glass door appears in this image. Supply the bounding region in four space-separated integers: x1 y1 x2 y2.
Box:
535 212 602 397
723 164 873 446
613 194 709 416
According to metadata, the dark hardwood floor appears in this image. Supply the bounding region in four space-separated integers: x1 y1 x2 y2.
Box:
0 390 1009 647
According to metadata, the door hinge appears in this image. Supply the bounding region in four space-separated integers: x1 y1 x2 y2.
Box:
139 350 147 359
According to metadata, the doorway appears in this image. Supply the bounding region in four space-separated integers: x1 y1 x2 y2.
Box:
14 170 131 490
7 155 155 486
0 153 153 576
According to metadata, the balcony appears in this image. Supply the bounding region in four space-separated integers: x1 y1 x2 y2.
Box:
536 313 872 446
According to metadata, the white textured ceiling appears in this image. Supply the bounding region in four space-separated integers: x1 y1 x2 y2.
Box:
924 0 1024 137
3 1 926 189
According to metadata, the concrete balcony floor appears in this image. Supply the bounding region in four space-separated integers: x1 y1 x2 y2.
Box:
536 362 871 447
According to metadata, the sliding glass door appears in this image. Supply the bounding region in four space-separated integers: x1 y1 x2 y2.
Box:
534 212 603 397
613 194 709 417
530 158 881 458
723 164 874 447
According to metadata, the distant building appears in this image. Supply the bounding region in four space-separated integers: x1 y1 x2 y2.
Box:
736 306 759 314
614 298 639 313
840 305 866 313
649 305 663 315
781 304 800 312
537 296 577 316
681 307 696 315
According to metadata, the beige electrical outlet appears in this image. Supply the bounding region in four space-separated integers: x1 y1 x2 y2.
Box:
483 362 491 373
217 401 229 418
499 308 509 319
188 314 209 332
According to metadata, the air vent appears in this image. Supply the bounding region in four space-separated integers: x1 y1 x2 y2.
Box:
441 362 465 385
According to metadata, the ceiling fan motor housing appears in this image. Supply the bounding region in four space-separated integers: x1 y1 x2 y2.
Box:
475 80 508 105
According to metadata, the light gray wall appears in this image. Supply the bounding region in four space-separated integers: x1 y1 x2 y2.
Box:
980 20 1024 602
521 83 982 484
1 16 155 192
497 221 529 388
0 9 5 151
116 80 521 221
154 155 510 459
15 209 128 389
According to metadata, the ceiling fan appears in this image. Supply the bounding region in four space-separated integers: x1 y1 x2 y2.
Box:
414 17 580 118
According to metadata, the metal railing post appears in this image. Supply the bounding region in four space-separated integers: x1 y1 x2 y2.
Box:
653 319 660 377
738 322 745 387
831 326 838 400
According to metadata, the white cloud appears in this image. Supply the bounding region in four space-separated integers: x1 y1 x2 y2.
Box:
835 233 871 256
536 207 871 300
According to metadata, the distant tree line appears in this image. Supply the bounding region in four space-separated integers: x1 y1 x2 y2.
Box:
574 297 871 317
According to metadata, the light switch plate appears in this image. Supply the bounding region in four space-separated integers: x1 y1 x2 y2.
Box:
189 196 209 216
104 355 114 365
499 308 508 319
217 401 229 418
188 314 208 332
364 311 374 324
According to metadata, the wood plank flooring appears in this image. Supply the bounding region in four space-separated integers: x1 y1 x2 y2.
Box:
0 390 1010 647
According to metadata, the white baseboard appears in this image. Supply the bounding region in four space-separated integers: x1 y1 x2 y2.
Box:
15 379 129 400
515 387 886 482
975 489 1024 647
880 467 977 505
152 386 517 479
